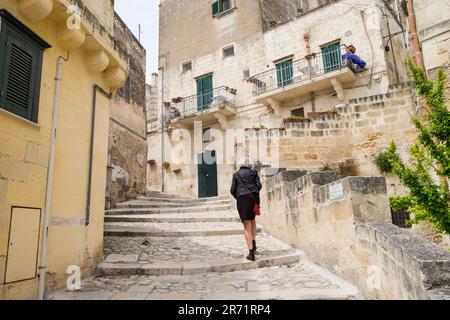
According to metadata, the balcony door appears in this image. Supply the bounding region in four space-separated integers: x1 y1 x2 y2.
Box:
322 42 341 73
196 74 213 111
276 59 293 88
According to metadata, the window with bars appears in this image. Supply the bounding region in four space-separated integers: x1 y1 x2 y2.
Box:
222 45 235 59
0 10 50 123
212 0 232 17
182 61 192 73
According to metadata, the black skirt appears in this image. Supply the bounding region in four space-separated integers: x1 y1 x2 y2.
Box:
237 193 260 223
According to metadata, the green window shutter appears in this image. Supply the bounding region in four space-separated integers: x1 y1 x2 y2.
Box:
0 12 47 123
276 60 293 87
212 1 220 16
196 75 213 111
322 42 341 73
3 37 38 120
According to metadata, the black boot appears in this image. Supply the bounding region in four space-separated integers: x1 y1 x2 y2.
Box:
252 240 257 252
247 250 255 261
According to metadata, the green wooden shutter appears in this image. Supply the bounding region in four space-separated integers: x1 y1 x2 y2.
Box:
276 60 293 87
212 1 220 16
322 43 341 73
3 31 40 121
196 75 213 111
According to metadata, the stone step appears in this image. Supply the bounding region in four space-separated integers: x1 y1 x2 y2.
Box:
104 221 261 237
105 204 232 216
97 253 301 277
143 289 356 300
103 233 293 262
105 212 240 223
136 195 230 203
115 199 230 209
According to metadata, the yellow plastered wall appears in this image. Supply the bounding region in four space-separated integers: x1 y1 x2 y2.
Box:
0 1 116 299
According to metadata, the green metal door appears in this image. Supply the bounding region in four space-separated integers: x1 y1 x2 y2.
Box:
276 59 293 88
322 43 341 73
196 75 213 111
197 150 218 198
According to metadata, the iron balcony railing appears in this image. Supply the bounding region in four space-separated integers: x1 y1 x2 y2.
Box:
250 45 357 96
166 86 237 121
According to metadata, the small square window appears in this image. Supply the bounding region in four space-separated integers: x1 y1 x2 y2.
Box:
291 107 305 118
212 0 233 17
222 45 235 59
182 61 192 73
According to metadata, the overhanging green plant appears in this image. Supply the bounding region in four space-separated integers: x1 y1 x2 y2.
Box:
384 58 450 234
374 151 393 173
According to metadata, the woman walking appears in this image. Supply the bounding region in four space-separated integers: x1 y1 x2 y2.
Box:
230 158 262 261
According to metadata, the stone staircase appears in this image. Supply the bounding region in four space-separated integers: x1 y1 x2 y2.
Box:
48 191 359 300
100 191 295 276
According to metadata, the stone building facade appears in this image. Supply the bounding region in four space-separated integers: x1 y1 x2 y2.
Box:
149 0 413 198
0 0 128 299
106 14 148 208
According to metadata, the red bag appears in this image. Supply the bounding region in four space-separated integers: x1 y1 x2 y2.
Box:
235 174 261 216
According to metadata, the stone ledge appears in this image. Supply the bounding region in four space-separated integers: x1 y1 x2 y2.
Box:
356 223 450 298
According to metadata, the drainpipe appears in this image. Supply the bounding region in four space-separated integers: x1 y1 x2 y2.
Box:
159 66 165 193
38 54 69 300
406 0 425 69
85 85 112 226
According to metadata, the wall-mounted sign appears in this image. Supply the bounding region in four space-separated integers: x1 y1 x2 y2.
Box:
329 182 344 200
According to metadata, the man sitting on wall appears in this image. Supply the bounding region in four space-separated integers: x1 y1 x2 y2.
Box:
342 45 367 73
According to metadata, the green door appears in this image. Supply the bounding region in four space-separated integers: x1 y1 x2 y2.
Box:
276 59 293 88
322 43 341 73
196 75 213 111
197 150 218 198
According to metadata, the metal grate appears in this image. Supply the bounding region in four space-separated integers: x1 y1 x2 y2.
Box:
391 207 412 228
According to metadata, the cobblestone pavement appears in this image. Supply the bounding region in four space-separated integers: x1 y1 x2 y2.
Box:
48 192 359 300
104 234 293 263
49 262 356 300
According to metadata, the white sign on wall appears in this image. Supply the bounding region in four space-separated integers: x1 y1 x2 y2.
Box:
329 182 344 200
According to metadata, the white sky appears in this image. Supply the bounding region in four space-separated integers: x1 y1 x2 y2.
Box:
115 0 160 83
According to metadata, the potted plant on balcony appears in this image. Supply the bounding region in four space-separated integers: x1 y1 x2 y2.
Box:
147 159 156 166
162 162 170 170
173 168 182 175
226 87 237 95
172 97 183 103
307 107 339 117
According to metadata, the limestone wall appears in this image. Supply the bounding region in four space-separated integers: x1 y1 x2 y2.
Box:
106 13 148 207
259 170 450 299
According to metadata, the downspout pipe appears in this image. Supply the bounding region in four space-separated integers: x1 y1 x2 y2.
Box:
85 85 112 226
407 0 425 69
38 54 69 300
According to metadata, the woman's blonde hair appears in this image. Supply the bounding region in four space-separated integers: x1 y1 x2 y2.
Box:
237 157 254 168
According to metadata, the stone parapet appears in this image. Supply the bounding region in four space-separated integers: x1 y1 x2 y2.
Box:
259 170 450 299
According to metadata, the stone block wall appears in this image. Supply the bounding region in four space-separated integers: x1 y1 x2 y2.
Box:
106 14 148 208
262 84 419 196
259 169 450 299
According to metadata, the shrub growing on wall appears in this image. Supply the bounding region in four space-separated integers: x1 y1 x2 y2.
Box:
386 59 450 234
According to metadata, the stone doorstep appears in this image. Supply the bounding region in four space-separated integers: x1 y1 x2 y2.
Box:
116 199 230 209
104 216 241 223
105 205 232 215
144 289 355 301
97 253 300 277
138 195 230 202
103 228 262 238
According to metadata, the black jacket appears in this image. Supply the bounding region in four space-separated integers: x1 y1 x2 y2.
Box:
230 167 262 199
